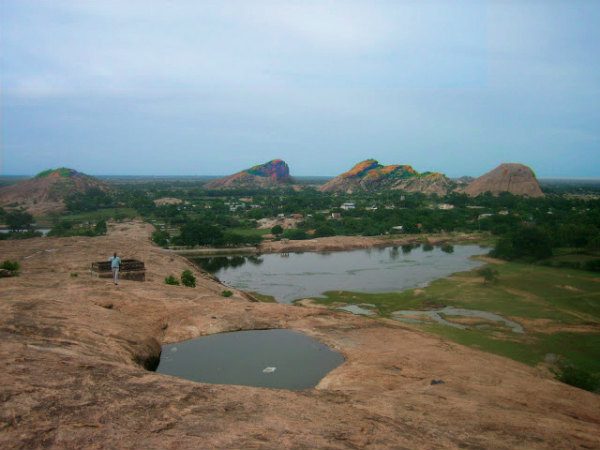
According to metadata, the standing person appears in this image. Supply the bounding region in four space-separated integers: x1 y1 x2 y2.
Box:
109 252 121 285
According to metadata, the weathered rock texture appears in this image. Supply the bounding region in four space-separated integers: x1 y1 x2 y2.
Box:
205 159 292 188
0 168 112 215
320 159 455 194
1 222 599 449
464 163 544 197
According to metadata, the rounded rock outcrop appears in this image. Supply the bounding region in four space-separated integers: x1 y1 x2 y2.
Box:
0 167 112 214
464 163 544 198
204 159 292 188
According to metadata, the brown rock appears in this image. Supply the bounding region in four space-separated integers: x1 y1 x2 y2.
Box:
0 171 112 215
205 159 292 189
391 176 456 195
320 160 456 195
464 163 544 197
1 221 598 449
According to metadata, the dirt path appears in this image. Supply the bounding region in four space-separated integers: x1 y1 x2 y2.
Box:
1 222 599 449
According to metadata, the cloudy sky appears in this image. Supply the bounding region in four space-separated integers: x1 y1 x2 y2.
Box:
1 0 599 177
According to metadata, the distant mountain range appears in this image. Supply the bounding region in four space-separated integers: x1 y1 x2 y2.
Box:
204 158 543 198
0 161 545 216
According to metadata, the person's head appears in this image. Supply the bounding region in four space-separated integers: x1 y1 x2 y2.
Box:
113 252 117 257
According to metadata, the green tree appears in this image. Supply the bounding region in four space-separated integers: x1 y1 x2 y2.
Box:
6 211 33 232
151 229 170 247
511 226 553 260
177 220 223 246
271 224 284 236
314 224 335 237
491 226 553 261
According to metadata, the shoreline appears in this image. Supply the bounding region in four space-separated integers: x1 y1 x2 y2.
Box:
167 232 489 257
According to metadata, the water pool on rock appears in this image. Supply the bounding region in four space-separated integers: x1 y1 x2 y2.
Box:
156 329 344 390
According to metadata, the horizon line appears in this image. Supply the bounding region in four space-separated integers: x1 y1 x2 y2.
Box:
2 174 600 180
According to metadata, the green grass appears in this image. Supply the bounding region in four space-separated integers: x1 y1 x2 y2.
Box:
305 261 600 383
246 291 277 303
36 208 138 225
228 228 271 237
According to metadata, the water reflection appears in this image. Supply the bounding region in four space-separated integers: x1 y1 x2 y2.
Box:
191 245 486 304
401 244 416 254
392 306 524 333
196 255 264 272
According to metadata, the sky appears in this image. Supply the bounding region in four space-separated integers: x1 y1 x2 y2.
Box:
1 0 599 178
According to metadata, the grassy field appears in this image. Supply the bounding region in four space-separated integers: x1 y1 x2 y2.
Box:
304 259 600 384
227 228 271 237
36 208 138 226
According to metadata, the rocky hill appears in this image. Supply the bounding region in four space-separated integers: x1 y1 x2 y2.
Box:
1 221 599 449
319 159 455 194
204 159 292 189
0 167 112 215
464 163 544 197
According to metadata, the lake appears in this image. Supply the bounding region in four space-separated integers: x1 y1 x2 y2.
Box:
193 244 486 303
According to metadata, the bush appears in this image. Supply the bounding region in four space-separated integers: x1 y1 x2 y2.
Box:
271 225 283 236
181 270 196 287
584 259 600 272
477 266 499 285
1 260 20 273
221 290 233 297
164 275 180 285
555 363 599 392
94 219 107 235
282 229 308 240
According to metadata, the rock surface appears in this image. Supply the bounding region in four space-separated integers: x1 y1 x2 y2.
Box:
391 176 456 195
205 159 292 188
1 222 599 449
320 159 455 194
464 163 544 197
0 168 112 215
